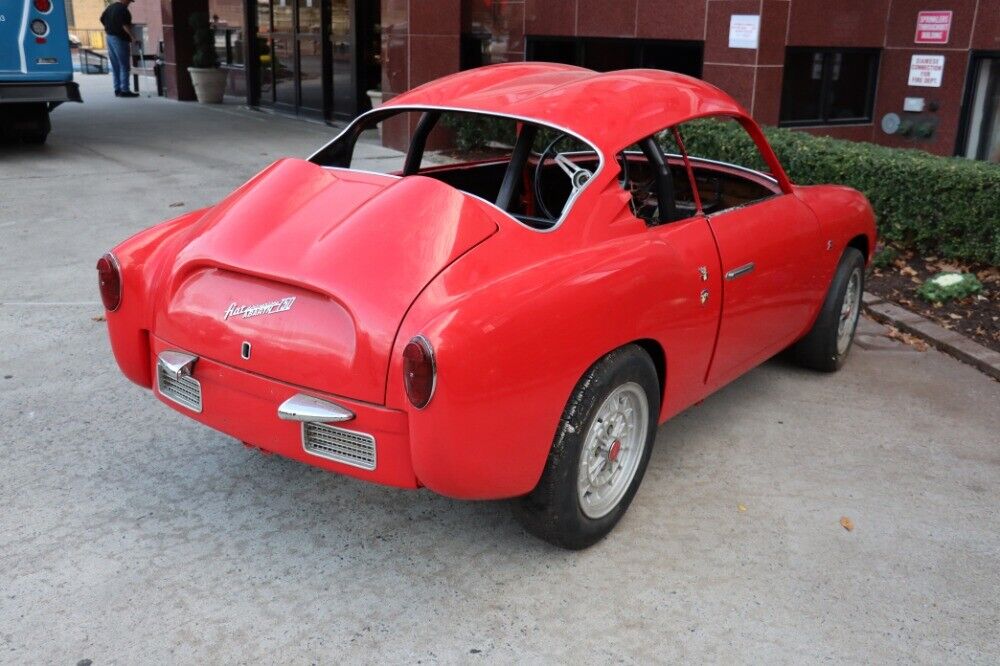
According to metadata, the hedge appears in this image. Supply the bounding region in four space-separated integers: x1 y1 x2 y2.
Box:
679 120 1000 266
439 113 1000 265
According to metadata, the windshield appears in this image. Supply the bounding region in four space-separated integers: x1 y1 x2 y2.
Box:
309 107 603 231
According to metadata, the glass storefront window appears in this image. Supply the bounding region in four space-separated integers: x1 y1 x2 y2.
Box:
522 37 702 77
248 0 380 119
780 48 879 126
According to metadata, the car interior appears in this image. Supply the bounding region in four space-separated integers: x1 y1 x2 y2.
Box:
310 109 781 230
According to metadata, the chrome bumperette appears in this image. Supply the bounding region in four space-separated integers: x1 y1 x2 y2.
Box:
158 350 198 380
156 352 202 413
302 422 376 471
277 393 354 423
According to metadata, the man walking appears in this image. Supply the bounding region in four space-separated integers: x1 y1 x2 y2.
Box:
100 0 139 98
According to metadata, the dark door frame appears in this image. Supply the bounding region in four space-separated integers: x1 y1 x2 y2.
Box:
245 0 378 122
955 50 1000 159
245 0 332 119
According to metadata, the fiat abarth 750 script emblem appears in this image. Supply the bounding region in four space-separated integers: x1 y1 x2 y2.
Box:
223 296 296 321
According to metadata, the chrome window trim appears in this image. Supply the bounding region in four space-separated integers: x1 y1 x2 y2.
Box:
621 149 779 187
309 104 606 234
682 155 780 187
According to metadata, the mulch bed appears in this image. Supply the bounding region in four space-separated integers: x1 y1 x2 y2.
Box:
866 249 1000 354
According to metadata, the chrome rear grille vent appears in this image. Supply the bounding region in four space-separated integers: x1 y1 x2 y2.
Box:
157 362 202 412
302 422 376 471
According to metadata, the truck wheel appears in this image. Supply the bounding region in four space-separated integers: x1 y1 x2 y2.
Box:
21 107 51 144
793 247 865 372
2 104 51 144
514 344 659 549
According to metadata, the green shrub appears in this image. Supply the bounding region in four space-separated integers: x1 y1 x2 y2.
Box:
917 272 983 303
680 120 1000 266
441 113 517 152
435 113 1000 265
189 12 218 69
871 245 900 269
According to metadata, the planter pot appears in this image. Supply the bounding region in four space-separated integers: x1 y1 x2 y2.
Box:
366 89 383 109
188 67 227 104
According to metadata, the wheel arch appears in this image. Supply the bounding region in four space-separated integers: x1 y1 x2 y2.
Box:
631 338 666 414
847 234 870 263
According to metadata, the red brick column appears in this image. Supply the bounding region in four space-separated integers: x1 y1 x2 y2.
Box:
381 0 461 150
161 0 209 101
701 0 790 126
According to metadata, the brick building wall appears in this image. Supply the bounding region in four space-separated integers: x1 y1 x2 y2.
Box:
380 0 1000 157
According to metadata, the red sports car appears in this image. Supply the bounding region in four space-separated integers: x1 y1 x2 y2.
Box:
98 64 875 549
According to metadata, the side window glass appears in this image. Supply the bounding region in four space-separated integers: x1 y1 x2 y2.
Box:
671 117 780 215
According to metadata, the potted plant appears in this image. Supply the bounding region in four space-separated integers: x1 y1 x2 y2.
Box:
187 12 227 103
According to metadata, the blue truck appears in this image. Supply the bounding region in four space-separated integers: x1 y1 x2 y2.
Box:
0 0 81 143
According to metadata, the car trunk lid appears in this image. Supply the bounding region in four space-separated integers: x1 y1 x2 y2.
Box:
153 158 498 404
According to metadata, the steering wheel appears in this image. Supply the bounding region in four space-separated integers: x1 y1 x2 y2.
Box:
534 134 624 221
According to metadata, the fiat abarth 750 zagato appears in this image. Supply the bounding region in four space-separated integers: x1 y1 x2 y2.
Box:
97 63 876 549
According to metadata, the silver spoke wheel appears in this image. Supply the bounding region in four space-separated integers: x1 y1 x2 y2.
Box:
577 382 649 519
836 268 862 355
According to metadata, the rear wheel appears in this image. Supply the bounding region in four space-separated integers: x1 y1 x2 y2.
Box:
0 104 50 144
514 345 659 549
793 247 865 372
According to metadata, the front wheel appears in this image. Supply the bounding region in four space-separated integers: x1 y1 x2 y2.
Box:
514 345 659 549
792 247 865 372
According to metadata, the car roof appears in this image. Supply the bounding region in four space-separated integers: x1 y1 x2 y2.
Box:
385 63 750 152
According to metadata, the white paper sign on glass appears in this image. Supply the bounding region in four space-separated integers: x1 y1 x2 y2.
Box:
728 15 761 49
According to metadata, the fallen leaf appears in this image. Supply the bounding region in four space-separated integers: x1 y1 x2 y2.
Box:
840 516 854 531
900 266 918 277
948 313 962 320
169 202 185 208
738 504 747 512
885 326 929 351
91 315 106 322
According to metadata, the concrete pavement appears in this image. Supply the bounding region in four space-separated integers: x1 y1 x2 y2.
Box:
2 75 999 664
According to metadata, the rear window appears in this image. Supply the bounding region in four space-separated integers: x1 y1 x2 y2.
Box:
310 108 603 230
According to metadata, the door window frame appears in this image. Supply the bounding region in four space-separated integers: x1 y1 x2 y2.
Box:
956 51 1000 160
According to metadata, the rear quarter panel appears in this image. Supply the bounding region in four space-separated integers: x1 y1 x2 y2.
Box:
388 195 721 499
104 209 210 387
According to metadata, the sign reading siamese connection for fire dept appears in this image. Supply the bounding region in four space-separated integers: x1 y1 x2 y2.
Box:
908 54 945 88
915 10 952 44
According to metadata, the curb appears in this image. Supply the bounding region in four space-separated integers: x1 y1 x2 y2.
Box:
863 292 1000 381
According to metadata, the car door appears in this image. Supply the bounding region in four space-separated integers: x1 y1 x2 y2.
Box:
615 136 723 419
705 192 823 387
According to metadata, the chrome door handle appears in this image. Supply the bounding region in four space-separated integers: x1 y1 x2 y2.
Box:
725 262 755 280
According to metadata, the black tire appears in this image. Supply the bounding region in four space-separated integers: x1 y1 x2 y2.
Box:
21 128 49 145
792 247 865 372
1 104 50 144
514 344 659 550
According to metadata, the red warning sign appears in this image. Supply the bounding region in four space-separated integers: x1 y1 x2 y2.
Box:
915 11 952 44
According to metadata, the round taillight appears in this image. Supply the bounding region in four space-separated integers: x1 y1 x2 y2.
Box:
96 253 122 311
402 336 436 409
30 19 48 36
34 0 52 13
